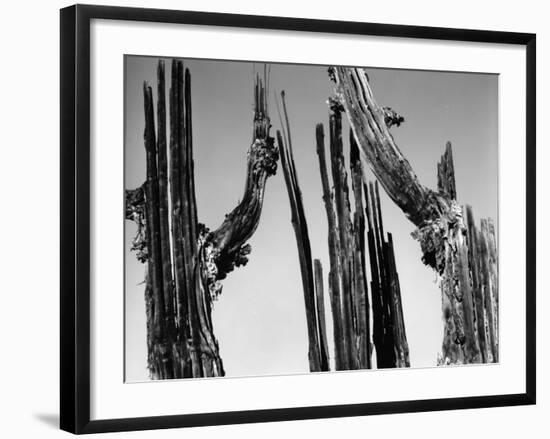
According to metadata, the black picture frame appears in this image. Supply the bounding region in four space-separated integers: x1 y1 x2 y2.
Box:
60 4 536 434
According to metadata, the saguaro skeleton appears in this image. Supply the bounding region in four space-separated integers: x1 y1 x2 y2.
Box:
277 93 409 371
126 60 278 379
331 67 498 364
275 92 328 372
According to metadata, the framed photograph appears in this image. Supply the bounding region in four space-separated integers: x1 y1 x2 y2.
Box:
60 4 536 434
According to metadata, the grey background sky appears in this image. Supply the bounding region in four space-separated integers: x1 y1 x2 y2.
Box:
124 56 498 382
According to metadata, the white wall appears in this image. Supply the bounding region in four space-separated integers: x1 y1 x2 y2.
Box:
0 0 545 437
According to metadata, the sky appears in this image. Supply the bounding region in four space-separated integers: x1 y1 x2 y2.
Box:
124 55 498 382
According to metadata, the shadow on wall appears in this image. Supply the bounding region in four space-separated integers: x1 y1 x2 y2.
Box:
33 413 58 430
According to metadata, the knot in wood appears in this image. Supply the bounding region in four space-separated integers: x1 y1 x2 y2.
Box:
327 66 337 83
125 186 145 219
249 136 279 176
125 186 148 263
328 96 345 114
382 106 405 128
201 240 222 301
412 219 447 273
200 221 253 301
411 198 465 274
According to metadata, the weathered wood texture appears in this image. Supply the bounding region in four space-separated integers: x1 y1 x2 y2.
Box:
276 92 327 372
315 123 346 370
327 108 356 369
314 259 330 371
464 207 499 364
126 60 278 379
332 66 498 365
312 107 408 371
349 133 371 369
365 181 409 368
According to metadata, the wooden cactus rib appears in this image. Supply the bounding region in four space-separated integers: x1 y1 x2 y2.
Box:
332 66 498 364
315 123 346 370
155 61 175 343
374 181 398 367
465 205 499 364
313 114 408 370
167 60 192 377
349 133 371 369
437 142 457 200
363 182 382 367
314 259 330 370
387 233 410 367
276 91 326 372
465 204 487 362
328 108 356 369
126 60 278 379
486 218 499 361
364 180 410 368
142 81 171 377
366 181 390 367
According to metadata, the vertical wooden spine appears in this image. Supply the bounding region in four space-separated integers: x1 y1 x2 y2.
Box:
168 61 194 377
437 141 457 199
175 63 201 376
144 271 155 374
465 205 499 364
365 181 409 368
329 109 355 369
181 65 216 377
375 181 398 367
349 132 371 369
169 61 201 377
367 182 387 367
185 65 224 377
155 61 178 377
486 218 499 361
314 259 330 371
465 205 488 362
364 182 383 368
387 233 410 367
316 124 346 370
143 82 171 378
480 218 498 362
436 144 480 364
277 99 324 372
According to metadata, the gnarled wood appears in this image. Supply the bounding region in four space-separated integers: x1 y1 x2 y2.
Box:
332 66 498 365
332 67 450 228
126 61 278 379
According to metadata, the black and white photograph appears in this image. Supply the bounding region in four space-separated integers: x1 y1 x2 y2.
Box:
124 56 499 381
0 0 543 436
